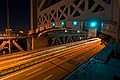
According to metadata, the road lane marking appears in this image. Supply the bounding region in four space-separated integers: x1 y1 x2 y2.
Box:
43 75 53 80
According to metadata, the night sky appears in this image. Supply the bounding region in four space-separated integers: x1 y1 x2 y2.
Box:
0 0 30 33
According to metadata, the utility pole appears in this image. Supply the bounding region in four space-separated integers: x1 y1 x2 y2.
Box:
6 0 11 54
7 0 9 29
6 0 11 36
30 0 35 50
30 0 33 31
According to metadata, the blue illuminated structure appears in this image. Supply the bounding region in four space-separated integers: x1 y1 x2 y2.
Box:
61 21 66 27
101 22 104 28
72 21 78 26
90 21 97 28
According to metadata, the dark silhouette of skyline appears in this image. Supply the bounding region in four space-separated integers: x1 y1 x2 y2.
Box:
0 0 30 33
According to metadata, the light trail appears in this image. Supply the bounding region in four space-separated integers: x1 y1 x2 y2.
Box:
0 38 101 78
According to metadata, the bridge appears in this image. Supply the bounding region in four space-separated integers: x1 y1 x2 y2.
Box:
28 0 120 50
0 0 120 80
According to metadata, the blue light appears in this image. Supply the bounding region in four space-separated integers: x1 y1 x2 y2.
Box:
72 21 78 26
101 22 104 28
73 21 78 26
61 21 65 26
90 21 97 28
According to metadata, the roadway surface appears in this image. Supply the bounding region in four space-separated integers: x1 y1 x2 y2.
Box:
0 38 105 80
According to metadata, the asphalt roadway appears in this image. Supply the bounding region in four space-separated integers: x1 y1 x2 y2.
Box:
0 38 104 80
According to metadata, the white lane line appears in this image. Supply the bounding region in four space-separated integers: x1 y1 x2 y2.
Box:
43 75 53 80
26 68 42 76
